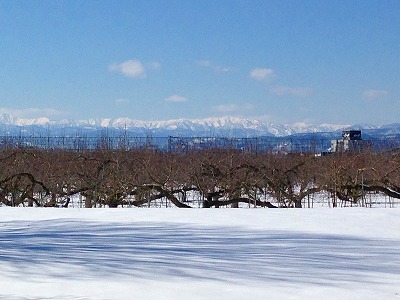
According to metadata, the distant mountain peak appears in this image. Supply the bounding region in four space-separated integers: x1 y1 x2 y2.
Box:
0 113 391 138
0 113 52 126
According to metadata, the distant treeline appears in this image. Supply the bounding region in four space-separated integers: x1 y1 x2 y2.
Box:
1 147 400 208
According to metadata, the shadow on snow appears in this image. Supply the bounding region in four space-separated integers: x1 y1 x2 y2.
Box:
0 219 399 286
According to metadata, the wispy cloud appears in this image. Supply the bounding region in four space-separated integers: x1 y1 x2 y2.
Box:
197 60 212 67
271 86 313 97
213 103 254 113
165 95 189 103
196 60 232 73
115 98 130 104
363 89 388 99
0 107 64 119
109 59 146 78
149 61 161 70
214 66 232 73
250 68 275 81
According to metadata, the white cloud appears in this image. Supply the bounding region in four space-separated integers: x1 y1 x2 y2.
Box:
363 89 388 99
197 60 232 73
213 103 254 113
165 95 189 102
0 107 64 118
109 59 146 78
250 68 275 81
272 86 313 97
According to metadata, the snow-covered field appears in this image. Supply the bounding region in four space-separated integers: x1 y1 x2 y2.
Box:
0 208 399 300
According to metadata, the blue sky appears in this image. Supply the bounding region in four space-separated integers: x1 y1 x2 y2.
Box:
0 0 399 125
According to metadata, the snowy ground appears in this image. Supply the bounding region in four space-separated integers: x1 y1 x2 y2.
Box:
0 208 399 300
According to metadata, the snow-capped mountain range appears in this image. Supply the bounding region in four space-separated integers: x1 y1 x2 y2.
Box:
0 113 397 138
